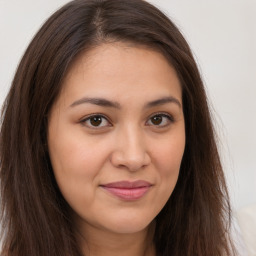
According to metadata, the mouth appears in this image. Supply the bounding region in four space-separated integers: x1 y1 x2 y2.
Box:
100 180 152 201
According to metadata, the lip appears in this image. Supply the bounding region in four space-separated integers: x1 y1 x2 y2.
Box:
100 180 152 201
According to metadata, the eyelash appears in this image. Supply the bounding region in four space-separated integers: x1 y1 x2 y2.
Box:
80 114 111 129
146 113 174 127
80 112 174 129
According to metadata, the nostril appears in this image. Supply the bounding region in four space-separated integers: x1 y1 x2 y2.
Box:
110 150 151 171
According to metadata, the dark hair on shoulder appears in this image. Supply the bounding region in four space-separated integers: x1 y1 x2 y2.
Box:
0 0 236 255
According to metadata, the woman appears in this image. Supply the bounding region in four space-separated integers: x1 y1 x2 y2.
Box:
0 0 236 255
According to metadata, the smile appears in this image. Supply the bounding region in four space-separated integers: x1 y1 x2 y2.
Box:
100 180 152 201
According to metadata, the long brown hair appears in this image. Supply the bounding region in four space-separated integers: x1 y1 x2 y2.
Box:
0 0 235 255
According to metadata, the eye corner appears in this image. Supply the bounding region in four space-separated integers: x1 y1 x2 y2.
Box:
79 114 113 130
146 112 174 128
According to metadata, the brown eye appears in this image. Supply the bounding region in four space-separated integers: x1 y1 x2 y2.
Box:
146 113 173 127
90 116 103 126
151 115 163 125
81 115 110 128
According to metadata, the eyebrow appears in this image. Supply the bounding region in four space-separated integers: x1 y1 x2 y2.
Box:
70 97 121 108
144 96 182 109
70 96 181 109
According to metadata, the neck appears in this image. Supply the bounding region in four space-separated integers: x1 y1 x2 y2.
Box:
76 222 156 256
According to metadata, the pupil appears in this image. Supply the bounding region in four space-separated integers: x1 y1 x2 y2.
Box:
152 116 162 125
90 116 102 126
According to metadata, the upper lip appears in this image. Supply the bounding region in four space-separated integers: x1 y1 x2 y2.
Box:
101 180 152 188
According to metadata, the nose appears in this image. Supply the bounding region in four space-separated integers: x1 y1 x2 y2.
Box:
110 127 151 171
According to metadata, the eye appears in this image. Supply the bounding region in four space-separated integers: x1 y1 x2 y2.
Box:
80 115 111 128
146 113 173 127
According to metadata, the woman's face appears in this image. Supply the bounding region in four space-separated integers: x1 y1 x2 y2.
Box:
47 43 185 235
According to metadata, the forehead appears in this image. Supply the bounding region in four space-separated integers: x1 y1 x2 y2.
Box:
59 43 182 106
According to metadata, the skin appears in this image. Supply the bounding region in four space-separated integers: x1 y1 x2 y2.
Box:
47 43 186 256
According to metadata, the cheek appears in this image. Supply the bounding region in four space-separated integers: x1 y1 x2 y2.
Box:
48 128 109 178
47 129 110 207
154 132 185 172
151 131 185 193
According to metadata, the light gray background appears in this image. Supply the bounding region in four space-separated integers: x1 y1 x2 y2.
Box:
0 0 255 211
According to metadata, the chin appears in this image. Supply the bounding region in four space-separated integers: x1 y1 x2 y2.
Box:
102 215 154 234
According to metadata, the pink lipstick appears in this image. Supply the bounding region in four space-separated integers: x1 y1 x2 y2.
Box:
100 180 152 201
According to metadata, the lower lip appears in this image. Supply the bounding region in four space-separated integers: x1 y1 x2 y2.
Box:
101 186 151 201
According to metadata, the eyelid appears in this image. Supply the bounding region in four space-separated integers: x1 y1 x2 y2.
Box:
79 112 174 129
146 112 174 126
79 113 112 128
